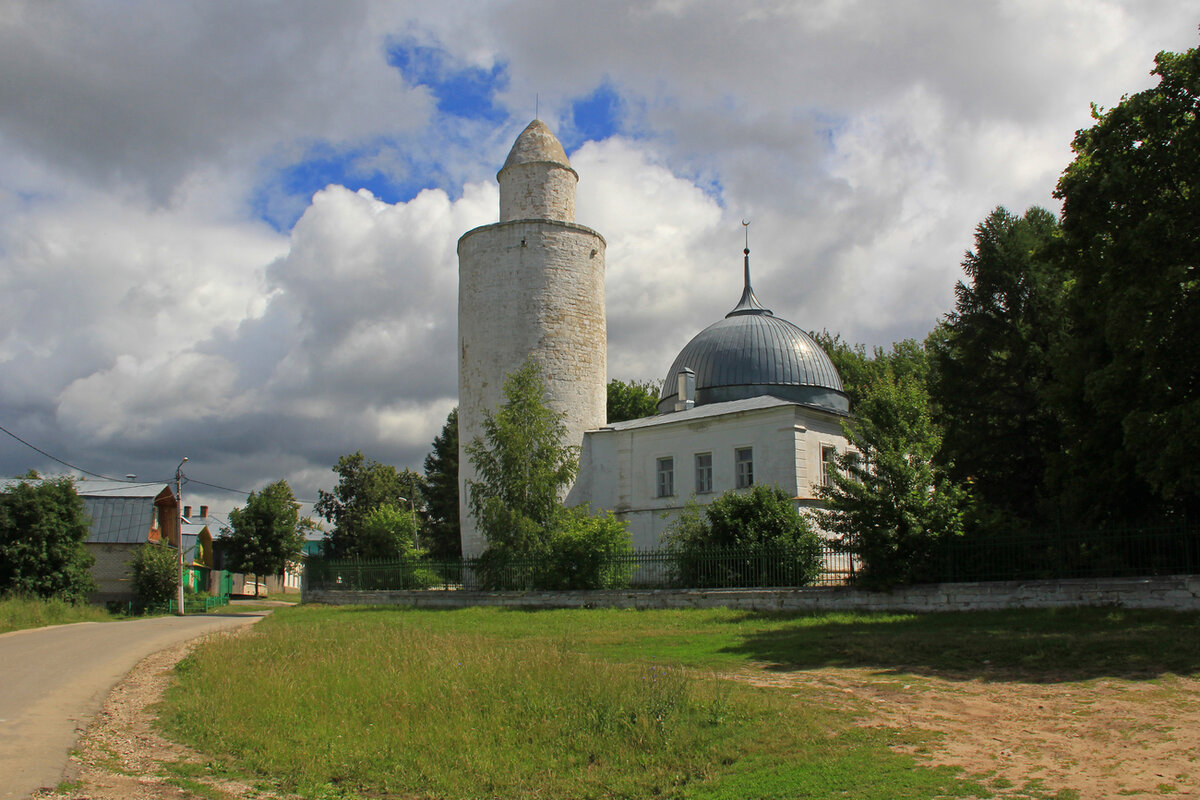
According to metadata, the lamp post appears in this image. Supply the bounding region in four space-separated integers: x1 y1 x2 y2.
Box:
175 457 188 616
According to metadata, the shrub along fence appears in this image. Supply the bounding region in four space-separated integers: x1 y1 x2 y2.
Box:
305 526 1199 593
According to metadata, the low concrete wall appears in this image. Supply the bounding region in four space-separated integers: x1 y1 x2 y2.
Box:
305 574 1200 613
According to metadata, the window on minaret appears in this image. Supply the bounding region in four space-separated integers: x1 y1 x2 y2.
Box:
735 447 754 489
656 457 675 498
821 445 838 488
695 452 713 494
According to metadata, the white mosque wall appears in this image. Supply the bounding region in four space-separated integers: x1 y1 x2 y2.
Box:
574 401 850 550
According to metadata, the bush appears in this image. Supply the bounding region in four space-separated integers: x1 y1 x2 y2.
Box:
131 543 178 606
664 485 823 588
475 507 634 591
0 477 95 603
542 507 634 590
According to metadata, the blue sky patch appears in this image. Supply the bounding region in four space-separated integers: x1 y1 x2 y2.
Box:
561 82 623 150
250 142 433 231
387 39 508 123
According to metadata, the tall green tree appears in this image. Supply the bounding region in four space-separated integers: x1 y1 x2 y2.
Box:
606 378 661 423
0 477 94 602
1052 40 1200 524
930 206 1066 528
421 407 461 559
466 360 632 589
224 480 308 596
817 366 967 587
316 452 412 558
465 360 579 555
812 331 929 408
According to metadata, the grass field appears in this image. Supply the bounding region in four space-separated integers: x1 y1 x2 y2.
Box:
0 595 115 634
161 605 1200 799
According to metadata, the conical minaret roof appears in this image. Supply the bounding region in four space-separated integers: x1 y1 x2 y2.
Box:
501 119 572 172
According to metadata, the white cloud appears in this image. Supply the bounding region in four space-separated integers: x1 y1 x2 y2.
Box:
0 0 1195 516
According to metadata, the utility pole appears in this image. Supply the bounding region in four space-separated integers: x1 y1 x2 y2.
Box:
176 457 188 616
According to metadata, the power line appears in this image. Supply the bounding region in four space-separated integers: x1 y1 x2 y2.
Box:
0 422 136 482
1 422 320 505
184 476 318 505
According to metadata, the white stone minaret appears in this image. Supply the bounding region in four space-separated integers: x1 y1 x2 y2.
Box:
457 120 607 557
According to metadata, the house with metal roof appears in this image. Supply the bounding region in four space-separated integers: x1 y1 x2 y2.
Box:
0 477 181 603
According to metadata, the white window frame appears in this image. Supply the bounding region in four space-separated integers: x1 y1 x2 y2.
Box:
821 444 838 488
656 456 675 498
735 447 754 489
695 452 713 494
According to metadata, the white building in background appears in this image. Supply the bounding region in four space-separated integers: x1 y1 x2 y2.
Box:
457 120 850 556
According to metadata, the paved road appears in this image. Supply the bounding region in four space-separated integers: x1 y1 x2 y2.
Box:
0 609 268 799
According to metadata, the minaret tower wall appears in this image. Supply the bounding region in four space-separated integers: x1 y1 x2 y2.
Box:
457 120 607 557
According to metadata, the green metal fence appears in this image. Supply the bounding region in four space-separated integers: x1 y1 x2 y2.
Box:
304 543 855 593
936 525 1199 583
305 526 1199 593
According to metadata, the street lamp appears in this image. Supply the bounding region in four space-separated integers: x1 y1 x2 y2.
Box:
175 457 188 616
398 495 418 548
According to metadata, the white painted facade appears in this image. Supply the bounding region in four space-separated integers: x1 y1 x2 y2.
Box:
573 396 850 549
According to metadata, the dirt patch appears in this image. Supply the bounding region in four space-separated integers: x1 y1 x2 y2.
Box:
32 630 277 800
742 667 1200 798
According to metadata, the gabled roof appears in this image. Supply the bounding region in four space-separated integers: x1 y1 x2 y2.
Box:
1 477 175 545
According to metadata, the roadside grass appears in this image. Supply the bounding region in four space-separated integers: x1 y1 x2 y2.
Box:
161 605 1200 799
0 595 115 634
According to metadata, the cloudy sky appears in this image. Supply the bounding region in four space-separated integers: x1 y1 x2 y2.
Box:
1 1 1195 521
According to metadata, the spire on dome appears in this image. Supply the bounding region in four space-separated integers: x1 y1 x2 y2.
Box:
727 219 772 317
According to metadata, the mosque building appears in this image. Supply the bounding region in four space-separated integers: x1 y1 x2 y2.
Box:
457 120 850 556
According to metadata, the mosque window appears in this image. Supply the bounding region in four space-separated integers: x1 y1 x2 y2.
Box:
735 447 754 489
656 457 675 498
821 445 838 488
695 452 713 494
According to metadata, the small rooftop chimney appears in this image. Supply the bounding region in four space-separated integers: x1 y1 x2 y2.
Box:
674 368 696 412
199 505 209 518
183 505 192 519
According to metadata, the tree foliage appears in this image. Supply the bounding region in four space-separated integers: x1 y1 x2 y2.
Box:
812 331 929 407
0 477 95 603
664 485 823 587
466 360 633 588
1051 41 1200 524
355 504 420 561
930 206 1066 528
223 480 308 594
465 360 579 554
606 378 661 423
421 407 461 559
316 452 415 559
131 542 177 606
817 366 967 587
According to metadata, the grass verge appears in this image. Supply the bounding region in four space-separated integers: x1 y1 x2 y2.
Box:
0 595 115 634
161 605 1200 799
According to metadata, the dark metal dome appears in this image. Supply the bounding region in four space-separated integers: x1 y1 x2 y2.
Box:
657 246 849 415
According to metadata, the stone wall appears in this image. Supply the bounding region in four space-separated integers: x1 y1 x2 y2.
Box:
86 542 136 603
457 218 606 556
305 574 1200 612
